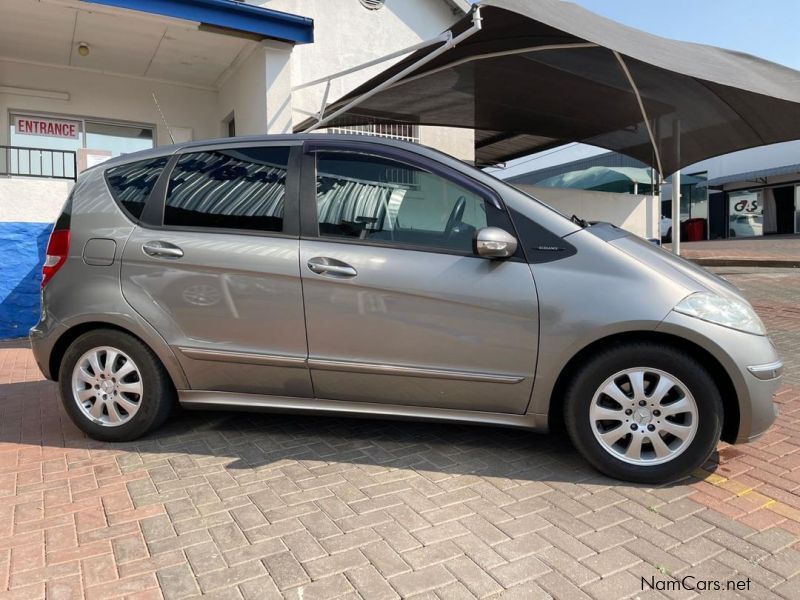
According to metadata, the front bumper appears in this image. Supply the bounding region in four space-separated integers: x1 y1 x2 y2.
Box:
657 311 782 444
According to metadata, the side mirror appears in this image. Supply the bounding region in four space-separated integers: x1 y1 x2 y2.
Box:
474 227 518 259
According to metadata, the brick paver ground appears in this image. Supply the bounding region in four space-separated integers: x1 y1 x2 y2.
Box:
1 266 799 599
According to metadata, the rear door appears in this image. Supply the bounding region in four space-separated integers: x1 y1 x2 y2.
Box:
298 141 540 414
120 142 313 397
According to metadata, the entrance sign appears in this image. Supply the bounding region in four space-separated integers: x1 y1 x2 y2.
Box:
14 116 80 140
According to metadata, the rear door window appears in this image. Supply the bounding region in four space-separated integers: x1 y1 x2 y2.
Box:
164 147 290 232
105 156 169 220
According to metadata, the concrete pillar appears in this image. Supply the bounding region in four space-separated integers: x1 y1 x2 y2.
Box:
263 41 294 134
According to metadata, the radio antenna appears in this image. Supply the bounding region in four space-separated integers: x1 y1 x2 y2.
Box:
152 92 175 144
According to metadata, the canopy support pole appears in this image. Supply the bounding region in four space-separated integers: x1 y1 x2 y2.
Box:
671 119 682 255
612 51 664 181
301 6 483 132
292 33 454 92
671 170 681 255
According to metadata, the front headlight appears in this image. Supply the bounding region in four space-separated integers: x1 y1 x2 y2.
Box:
673 292 766 335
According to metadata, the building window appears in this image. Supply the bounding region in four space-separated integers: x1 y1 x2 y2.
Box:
85 121 154 157
10 113 154 158
164 147 290 233
327 123 419 143
8 112 155 177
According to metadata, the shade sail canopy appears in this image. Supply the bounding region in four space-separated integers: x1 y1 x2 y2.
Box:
297 0 800 173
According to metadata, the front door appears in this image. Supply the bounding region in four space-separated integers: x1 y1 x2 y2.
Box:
120 143 312 397
299 145 539 414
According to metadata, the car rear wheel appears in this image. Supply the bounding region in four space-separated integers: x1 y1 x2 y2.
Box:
564 342 722 483
59 329 175 441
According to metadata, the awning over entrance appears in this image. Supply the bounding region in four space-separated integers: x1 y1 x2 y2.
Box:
86 0 314 44
0 0 311 89
298 0 800 174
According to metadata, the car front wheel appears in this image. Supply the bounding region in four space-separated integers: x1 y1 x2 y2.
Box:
564 343 722 483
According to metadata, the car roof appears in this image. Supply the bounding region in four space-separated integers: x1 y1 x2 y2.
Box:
93 133 460 172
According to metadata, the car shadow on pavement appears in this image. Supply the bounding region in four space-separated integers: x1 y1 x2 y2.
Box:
1 378 697 488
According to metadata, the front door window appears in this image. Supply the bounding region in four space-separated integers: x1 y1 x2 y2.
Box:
315 151 490 253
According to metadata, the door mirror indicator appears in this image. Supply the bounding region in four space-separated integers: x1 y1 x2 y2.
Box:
474 227 518 259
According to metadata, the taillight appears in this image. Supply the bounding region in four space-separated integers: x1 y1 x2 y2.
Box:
42 229 70 288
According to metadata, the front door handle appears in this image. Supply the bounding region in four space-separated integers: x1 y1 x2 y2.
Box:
307 257 357 278
142 241 184 259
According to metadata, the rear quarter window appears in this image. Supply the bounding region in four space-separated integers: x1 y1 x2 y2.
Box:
105 156 169 220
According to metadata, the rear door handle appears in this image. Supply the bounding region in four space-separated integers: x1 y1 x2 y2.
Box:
307 257 357 278
142 241 184 259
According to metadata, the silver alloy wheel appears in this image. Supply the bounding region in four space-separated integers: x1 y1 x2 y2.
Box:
589 367 699 466
71 346 143 427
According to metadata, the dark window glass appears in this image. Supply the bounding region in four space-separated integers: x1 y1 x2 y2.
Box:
316 152 489 253
105 156 168 219
165 147 289 232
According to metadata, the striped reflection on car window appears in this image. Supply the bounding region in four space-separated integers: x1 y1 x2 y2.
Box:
105 156 169 220
165 147 290 232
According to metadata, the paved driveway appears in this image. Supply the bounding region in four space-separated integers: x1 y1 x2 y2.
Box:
1 267 799 599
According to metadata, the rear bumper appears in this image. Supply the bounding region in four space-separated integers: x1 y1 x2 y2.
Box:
657 311 782 444
29 311 66 381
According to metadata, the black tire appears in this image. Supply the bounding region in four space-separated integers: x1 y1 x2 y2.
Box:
58 329 176 442
563 342 722 484
664 227 672 243
729 229 736 238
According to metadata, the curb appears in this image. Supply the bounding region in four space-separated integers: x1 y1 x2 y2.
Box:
688 258 800 268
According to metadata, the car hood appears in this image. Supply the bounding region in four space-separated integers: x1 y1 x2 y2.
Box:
604 231 745 301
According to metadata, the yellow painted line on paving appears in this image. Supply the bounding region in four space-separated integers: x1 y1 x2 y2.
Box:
692 467 800 523
770 502 800 521
692 468 727 485
719 479 753 496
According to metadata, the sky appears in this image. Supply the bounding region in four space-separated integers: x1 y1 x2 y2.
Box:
481 0 800 178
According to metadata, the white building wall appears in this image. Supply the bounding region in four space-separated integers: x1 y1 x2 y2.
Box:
0 59 219 147
1 3 475 159
685 140 800 179
260 0 475 160
218 47 268 136
262 0 459 118
0 178 72 224
517 185 660 240
217 41 294 136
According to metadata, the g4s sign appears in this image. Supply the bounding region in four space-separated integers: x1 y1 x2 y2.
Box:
731 193 760 214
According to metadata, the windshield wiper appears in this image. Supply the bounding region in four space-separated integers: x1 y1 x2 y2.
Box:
570 214 590 228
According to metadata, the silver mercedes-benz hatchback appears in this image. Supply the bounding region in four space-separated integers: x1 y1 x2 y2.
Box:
30 135 782 483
